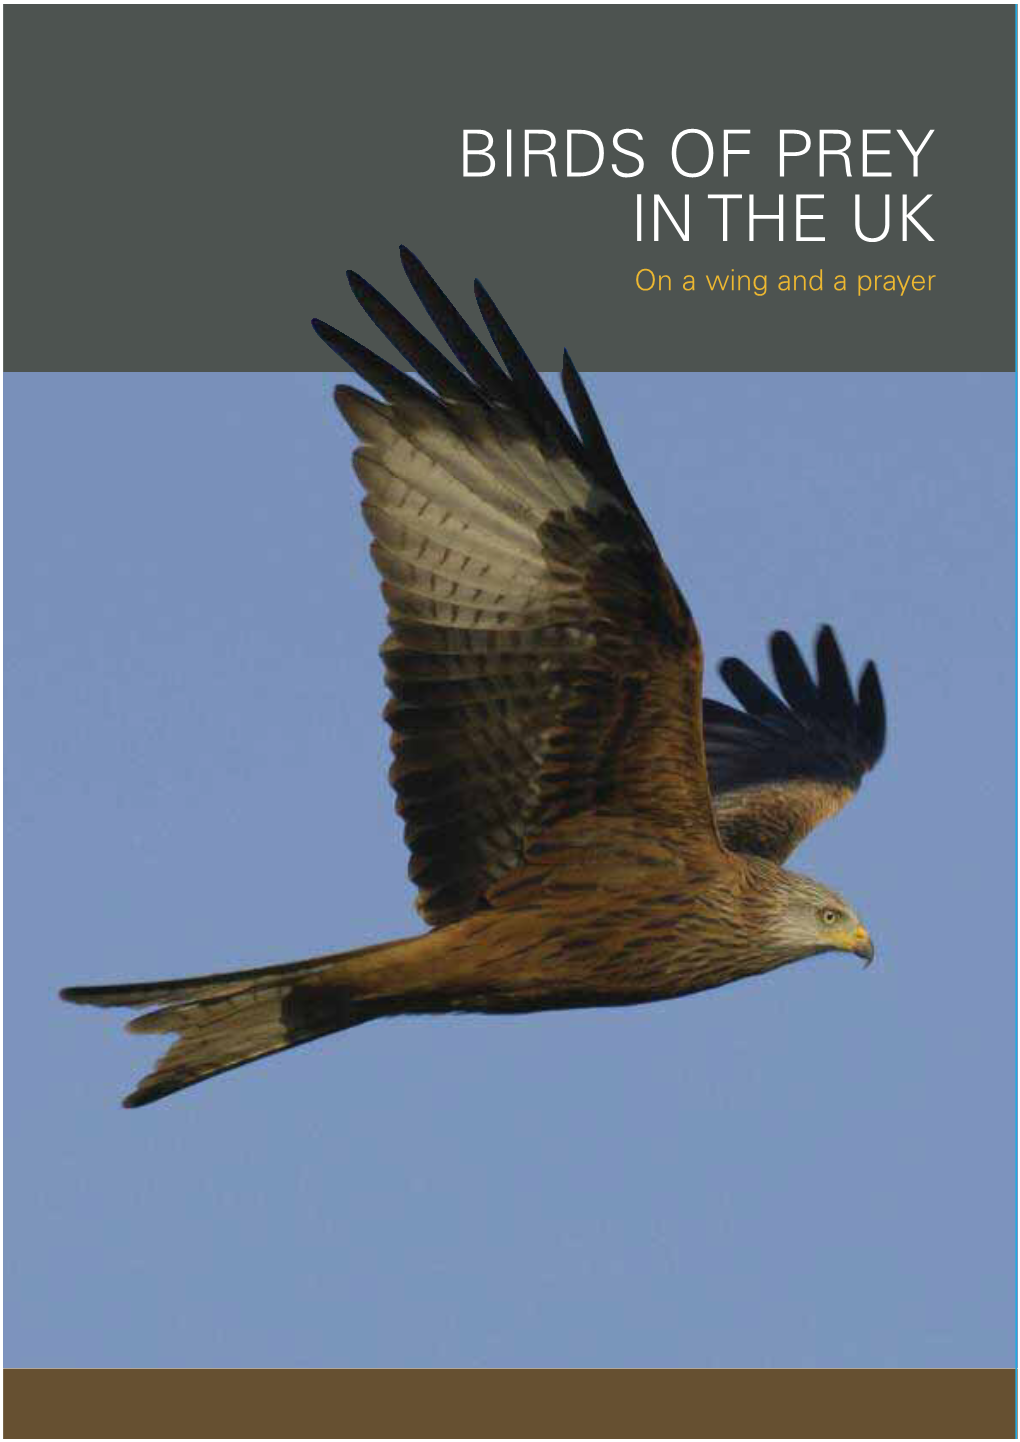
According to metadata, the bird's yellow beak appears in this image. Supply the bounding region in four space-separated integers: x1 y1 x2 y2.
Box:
850 925 875 965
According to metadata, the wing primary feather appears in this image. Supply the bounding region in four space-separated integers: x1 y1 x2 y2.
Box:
346 270 479 404
815 625 856 723
473 279 587 462
399 246 518 408
719 657 789 719
311 319 438 409
560 350 636 509
769 630 821 717
857 660 887 764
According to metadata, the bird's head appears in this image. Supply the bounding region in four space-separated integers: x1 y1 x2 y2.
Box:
769 869 875 965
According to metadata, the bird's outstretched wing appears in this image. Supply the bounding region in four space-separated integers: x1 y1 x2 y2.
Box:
313 248 725 926
703 627 886 864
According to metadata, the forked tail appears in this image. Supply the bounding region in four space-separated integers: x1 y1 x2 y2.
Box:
61 938 418 1108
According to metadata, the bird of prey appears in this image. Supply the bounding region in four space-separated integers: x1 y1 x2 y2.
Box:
61 247 886 1108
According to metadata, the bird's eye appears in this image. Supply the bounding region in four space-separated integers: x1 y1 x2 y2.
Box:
821 908 839 925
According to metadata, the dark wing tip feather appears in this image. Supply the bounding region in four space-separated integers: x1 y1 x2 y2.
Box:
397 248 517 407
313 319 437 408
769 630 821 717
857 660 887 765
718 658 788 719
472 278 586 462
560 349 636 509
814 624 856 722
312 315 384 374
347 269 478 403
311 315 343 350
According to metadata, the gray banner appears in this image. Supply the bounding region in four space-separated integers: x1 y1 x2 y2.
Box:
5 5 1013 371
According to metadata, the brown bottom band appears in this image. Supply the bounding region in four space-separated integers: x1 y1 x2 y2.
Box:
3 1366 1016 1439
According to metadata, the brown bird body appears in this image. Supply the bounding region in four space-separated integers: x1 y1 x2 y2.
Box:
62 249 886 1107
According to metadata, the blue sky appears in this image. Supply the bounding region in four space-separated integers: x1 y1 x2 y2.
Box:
7 367 1014 1367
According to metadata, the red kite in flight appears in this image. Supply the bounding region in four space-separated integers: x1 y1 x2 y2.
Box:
62 248 885 1107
